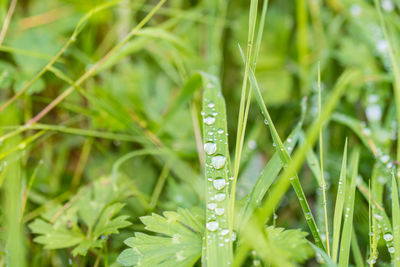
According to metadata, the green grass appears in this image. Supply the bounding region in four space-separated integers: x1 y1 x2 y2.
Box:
1 0 400 266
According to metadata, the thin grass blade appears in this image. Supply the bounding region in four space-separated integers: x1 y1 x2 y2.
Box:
392 174 400 266
332 139 348 262
338 148 359 267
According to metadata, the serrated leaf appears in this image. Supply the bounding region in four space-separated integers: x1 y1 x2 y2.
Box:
77 179 116 229
29 177 131 256
118 207 203 267
265 226 315 263
93 203 131 238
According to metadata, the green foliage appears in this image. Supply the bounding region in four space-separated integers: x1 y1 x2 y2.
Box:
29 178 131 256
118 208 203 267
265 226 315 263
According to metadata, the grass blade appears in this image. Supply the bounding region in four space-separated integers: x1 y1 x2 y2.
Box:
351 226 364 267
318 63 330 256
332 139 348 262
234 68 358 266
231 0 259 233
201 72 233 266
239 118 303 229
240 45 325 250
392 174 400 266
338 148 359 267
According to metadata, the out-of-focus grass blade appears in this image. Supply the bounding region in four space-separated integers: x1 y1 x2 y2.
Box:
351 227 364 267
373 0 400 164
309 243 338 267
157 73 202 132
200 72 233 266
338 148 359 267
304 137 322 186
331 113 377 155
392 174 400 266
239 45 325 250
332 139 348 262
1 107 26 267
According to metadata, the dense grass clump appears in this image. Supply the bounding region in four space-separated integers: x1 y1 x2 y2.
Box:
1 0 400 266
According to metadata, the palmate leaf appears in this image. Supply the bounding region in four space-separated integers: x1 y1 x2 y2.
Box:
117 207 204 267
265 226 315 264
29 177 131 256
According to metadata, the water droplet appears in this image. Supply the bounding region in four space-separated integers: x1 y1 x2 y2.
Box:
204 142 217 155
206 221 219 231
176 251 186 261
221 229 229 235
207 203 217 210
287 138 292 143
213 179 226 190
212 155 226 169
366 104 382 121
217 128 224 134
231 232 237 241
172 234 181 244
382 0 394 12
248 140 257 149
204 116 215 125
208 102 215 108
362 128 371 136
389 247 395 254
381 155 390 163
215 193 226 202
264 119 269 125
384 233 393 241
215 208 225 215
253 260 261 266
368 94 379 103
350 4 362 17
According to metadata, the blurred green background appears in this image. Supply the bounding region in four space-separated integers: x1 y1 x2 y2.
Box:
0 0 399 266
